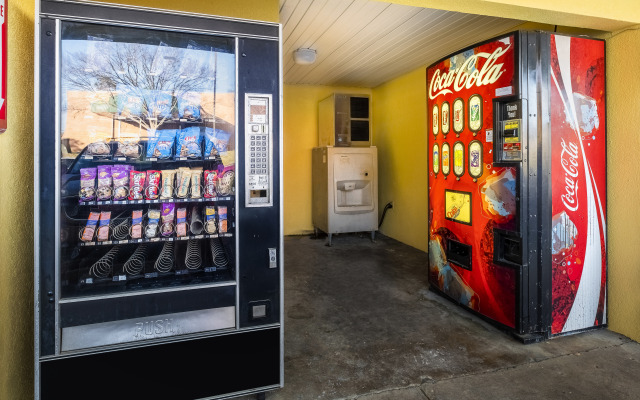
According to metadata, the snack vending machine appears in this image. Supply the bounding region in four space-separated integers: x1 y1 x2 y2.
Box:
427 31 606 341
35 1 282 398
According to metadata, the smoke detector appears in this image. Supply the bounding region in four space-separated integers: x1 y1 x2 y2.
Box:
293 48 317 65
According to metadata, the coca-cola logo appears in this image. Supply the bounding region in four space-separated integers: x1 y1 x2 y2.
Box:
429 44 511 100
560 138 580 212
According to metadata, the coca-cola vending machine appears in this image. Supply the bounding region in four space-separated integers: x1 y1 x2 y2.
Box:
427 31 606 341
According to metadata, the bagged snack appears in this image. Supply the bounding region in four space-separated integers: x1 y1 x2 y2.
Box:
216 165 235 196
79 167 97 202
176 126 203 158
204 205 217 234
87 141 111 156
143 90 173 120
204 128 231 157
81 212 100 242
190 168 203 199
111 165 130 201
176 169 192 198
203 170 217 198
145 170 162 200
178 92 201 120
116 85 143 118
160 203 176 237
128 170 146 200
97 211 112 241
218 206 227 233
160 169 176 199
176 207 188 237
147 129 177 159
130 210 143 239
145 209 161 238
115 140 141 159
96 165 113 201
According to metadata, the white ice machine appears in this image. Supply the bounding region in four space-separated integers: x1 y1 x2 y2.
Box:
312 146 378 246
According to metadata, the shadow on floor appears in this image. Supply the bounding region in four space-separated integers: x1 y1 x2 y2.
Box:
239 234 640 400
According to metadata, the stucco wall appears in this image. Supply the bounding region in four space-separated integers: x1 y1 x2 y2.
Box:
605 28 640 342
0 1 36 399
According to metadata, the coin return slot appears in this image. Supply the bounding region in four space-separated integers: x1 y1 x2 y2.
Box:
249 300 271 320
250 190 268 199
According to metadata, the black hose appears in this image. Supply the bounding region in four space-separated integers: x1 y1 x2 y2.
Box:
378 201 393 229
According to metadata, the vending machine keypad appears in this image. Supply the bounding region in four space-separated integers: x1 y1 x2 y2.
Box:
245 94 273 207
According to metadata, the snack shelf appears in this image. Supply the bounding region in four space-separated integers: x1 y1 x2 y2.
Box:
79 196 233 206
79 232 233 247
81 154 223 162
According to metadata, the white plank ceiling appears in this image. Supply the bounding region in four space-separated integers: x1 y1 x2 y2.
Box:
280 0 523 87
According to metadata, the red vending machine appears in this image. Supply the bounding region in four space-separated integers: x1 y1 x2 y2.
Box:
427 31 606 341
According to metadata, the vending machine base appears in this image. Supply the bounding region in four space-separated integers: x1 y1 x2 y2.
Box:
39 328 281 400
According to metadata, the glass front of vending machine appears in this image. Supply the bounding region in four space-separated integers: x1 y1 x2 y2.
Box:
35 2 282 399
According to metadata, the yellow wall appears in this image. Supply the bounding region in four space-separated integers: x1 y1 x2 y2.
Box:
283 84 372 235
0 1 36 399
0 2 278 400
372 68 429 251
606 28 640 342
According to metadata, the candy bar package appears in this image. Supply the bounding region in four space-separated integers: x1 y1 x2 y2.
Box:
203 170 217 198
178 92 201 120
145 209 161 238
204 205 217 234
145 170 162 200
160 169 176 199
97 211 112 242
190 168 203 199
176 207 188 237
81 212 100 242
218 206 228 233
79 167 97 202
176 168 192 198
146 129 177 159
87 141 111 157
216 165 235 196
111 165 130 201
204 128 231 157
130 210 143 239
128 170 146 201
114 140 141 159
96 165 113 201
176 126 203 158
160 203 176 237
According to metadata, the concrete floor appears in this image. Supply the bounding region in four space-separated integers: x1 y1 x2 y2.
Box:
242 233 640 400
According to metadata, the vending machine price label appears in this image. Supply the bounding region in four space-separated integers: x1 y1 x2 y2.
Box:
144 272 158 279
